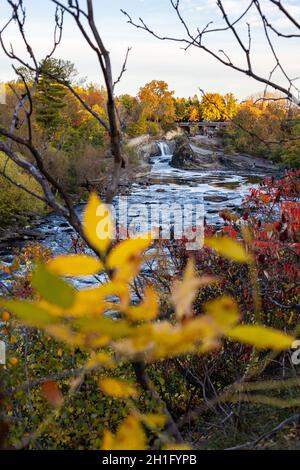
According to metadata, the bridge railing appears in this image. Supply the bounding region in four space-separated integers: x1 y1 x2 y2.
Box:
176 121 231 127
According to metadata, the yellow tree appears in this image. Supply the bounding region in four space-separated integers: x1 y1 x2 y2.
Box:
200 92 238 121
189 107 200 121
138 80 176 125
200 93 225 121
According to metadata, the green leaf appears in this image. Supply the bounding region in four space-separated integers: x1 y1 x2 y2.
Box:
32 263 75 309
0 299 57 328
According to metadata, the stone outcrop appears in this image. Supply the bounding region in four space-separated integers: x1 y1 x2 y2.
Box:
170 136 201 169
170 135 282 173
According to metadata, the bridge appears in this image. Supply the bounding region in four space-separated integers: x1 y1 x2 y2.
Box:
177 121 231 133
177 118 300 133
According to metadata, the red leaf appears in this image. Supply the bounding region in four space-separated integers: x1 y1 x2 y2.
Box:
42 381 64 408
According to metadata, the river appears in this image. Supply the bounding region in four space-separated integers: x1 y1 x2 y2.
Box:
1 141 265 276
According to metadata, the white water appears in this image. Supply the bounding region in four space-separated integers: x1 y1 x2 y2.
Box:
129 146 263 229
158 141 171 157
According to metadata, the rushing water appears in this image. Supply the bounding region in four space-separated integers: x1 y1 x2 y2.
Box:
128 141 262 228
1 141 264 268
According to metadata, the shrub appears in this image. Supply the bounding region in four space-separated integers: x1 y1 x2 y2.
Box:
146 121 160 136
0 190 295 450
0 153 46 226
127 117 148 137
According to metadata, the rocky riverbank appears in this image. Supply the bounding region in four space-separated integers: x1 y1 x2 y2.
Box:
170 135 282 174
0 213 47 254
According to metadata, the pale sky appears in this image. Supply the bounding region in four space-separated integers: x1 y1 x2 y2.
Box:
0 0 299 100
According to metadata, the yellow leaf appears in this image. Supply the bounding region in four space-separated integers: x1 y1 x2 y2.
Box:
114 316 218 361
0 299 57 328
57 348 63 357
101 430 115 450
227 325 294 350
39 282 130 318
45 324 86 347
205 296 240 330
107 236 152 282
83 192 114 254
142 414 166 429
74 316 132 341
113 326 154 358
9 357 18 366
45 318 124 349
47 255 103 277
102 416 146 450
87 352 115 369
172 258 213 320
205 237 252 263
125 286 159 321
72 282 130 316
99 378 139 398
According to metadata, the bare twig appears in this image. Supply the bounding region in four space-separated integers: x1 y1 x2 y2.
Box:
113 47 132 90
122 0 300 106
226 413 300 449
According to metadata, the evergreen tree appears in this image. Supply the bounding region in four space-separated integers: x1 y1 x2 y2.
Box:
35 58 77 137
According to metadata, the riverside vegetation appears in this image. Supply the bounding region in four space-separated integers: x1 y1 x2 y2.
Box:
0 60 300 450
1 62 299 226
0 168 299 449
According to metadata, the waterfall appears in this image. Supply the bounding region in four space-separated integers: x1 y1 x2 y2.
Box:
158 141 170 156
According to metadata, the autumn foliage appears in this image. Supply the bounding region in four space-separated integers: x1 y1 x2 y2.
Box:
1 171 299 449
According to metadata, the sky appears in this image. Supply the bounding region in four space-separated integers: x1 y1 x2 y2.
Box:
0 0 299 100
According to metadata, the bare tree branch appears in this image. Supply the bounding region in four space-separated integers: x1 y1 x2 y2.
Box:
113 47 132 90
226 413 300 449
0 0 128 219
122 0 300 106
0 169 48 204
270 0 300 31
